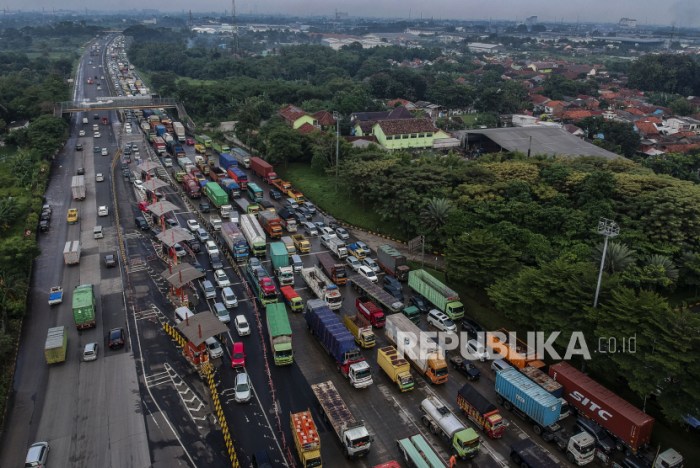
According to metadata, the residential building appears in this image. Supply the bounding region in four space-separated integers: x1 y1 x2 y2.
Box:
371 119 439 150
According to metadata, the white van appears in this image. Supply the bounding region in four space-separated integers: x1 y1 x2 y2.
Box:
285 198 299 210
427 309 457 333
175 306 195 323
222 287 238 308
205 337 223 359
201 280 216 300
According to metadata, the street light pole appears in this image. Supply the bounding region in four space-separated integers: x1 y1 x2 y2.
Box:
593 218 620 308
332 111 340 191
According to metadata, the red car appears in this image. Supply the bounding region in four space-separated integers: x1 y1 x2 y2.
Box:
185 137 195 146
231 341 246 368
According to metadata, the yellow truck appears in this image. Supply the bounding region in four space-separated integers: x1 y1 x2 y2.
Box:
377 345 415 392
194 143 206 154
45 326 68 364
291 410 322 467
66 208 79 224
343 313 375 348
291 234 311 253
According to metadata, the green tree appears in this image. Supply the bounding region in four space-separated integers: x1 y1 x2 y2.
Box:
669 97 694 116
595 241 636 274
446 230 521 288
420 197 452 234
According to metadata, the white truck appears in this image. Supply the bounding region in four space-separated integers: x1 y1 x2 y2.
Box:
173 121 186 142
63 241 81 265
329 237 348 259
71 175 86 200
310 381 372 459
301 266 342 310
240 214 266 257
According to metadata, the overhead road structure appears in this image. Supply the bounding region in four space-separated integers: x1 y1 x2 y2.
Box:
55 96 178 116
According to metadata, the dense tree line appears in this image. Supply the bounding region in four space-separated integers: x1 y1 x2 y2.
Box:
628 54 700 96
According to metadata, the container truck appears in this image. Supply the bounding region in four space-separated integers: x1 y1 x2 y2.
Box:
350 276 403 315
548 430 596 466
270 242 294 285
155 124 166 137
385 314 448 385
495 368 561 438
72 284 96 329
311 381 373 460
45 326 68 364
219 153 237 171
244 258 277 304
48 286 63 306
420 396 480 459
343 313 375 348
63 240 81 265
397 435 445 468
521 366 570 420
240 214 267 257
549 361 655 453
209 166 227 183
218 178 241 199
456 383 506 439
377 244 410 281
220 222 249 263
173 121 185 141
328 237 348 259
182 174 201 198
250 156 278 183
356 298 385 328
510 439 560 468
292 234 311 253
280 285 303 312
301 266 342 310
304 299 373 388
317 252 347 285
71 175 86 200
227 166 248 190
291 411 322 468
281 236 296 255
203 182 228 208
231 147 251 168
259 210 283 238
408 270 464 320
377 345 414 392
266 302 293 365
277 208 298 233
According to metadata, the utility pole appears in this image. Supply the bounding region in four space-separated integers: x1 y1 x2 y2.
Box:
593 218 619 308
333 111 340 191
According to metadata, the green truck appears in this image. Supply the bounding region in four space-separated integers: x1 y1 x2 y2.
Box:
203 182 229 208
270 242 294 285
212 141 231 154
408 269 464 320
72 284 96 329
45 326 68 364
195 134 212 148
266 303 293 365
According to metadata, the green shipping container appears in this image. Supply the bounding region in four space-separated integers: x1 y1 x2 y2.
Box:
72 284 96 329
203 182 229 208
408 269 464 320
266 303 293 365
270 242 289 270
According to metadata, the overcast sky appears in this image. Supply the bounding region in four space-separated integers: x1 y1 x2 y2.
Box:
8 0 700 27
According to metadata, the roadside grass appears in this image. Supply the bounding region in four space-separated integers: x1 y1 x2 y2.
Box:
279 163 406 240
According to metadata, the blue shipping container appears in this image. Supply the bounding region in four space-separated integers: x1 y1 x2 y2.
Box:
305 299 358 363
219 153 237 170
495 368 560 427
156 125 166 136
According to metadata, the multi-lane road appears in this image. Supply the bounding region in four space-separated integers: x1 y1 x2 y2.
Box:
0 34 575 468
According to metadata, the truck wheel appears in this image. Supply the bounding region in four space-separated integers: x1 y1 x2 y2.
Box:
421 415 430 427
496 395 504 405
511 453 521 464
503 400 512 411
533 425 542 436
566 452 575 463
429 423 438 435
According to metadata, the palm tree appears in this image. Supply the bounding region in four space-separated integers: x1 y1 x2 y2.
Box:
646 254 679 281
420 197 452 233
595 241 636 274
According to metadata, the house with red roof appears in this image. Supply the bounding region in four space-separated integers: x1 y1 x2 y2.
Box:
278 105 336 133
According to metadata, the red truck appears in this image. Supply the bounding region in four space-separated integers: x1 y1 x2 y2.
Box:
280 286 303 312
182 174 201 198
457 383 506 439
209 166 227 183
259 211 283 238
250 156 278 184
549 362 654 453
356 297 385 328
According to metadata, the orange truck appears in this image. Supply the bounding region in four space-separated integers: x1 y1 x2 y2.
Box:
291 411 322 468
486 329 545 369
280 286 303 312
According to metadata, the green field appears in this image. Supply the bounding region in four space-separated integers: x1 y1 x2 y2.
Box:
279 163 406 240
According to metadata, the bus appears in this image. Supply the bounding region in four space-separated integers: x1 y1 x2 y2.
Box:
247 182 264 203
396 434 445 468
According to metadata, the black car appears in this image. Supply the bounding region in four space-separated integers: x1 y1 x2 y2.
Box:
199 201 211 213
40 211 51 222
123 146 131 155
188 240 202 253
75 143 83 151
134 216 149 231
104 254 117 268
259 200 274 210
76 167 85 175
93 114 100 120
295 206 312 220
449 355 481 381
108 328 125 349
209 252 224 269
410 295 430 314
461 318 485 338
39 220 50 232
269 188 282 200
164 216 179 228
192 260 206 273
384 276 404 301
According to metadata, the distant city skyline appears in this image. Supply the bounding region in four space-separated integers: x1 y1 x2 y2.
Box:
3 1 700 28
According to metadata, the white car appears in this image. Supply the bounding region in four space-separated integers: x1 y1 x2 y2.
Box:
335 227 350 240
101 147 108 156
214 269 231 288
97 205 108 217
133 179 144 191
234 315 251 336
96 173 104 182
362 257 380 273
186 219 200 232
82 342 98 361
234 372 252 403
358 265 378 283
320 226 335 237
346 255 361 272
466 339 491 361
79 129 86 136
172 243 186 257
205 240 219 256
214 302 230 323
93 131 101 138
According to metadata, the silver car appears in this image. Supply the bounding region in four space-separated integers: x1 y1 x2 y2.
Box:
234 372 252 403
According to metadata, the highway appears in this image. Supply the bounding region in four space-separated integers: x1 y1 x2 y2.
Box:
0 34 577 468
